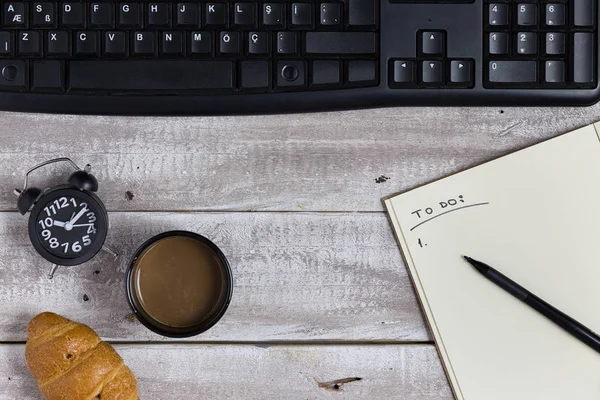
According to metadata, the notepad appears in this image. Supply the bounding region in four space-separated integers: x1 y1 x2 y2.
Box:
385 122 600 400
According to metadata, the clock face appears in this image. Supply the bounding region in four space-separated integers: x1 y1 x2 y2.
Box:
29 188 108 265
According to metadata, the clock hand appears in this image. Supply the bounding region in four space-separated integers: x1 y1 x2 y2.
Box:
69 207 88 225
53 220 66 227
71 223 95 228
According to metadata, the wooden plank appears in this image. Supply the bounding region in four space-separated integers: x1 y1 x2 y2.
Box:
0 211 428 342
0 344 452 399
1 107 598 212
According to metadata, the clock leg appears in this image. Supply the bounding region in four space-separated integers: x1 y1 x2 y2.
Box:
48 264 59 279
102 245 118 258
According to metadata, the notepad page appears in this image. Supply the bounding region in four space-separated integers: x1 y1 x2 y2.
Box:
385 123 600 400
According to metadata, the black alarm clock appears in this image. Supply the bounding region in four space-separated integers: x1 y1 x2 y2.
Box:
14 158 113 278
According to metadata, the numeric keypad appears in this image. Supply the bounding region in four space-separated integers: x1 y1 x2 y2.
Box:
484 0 596 88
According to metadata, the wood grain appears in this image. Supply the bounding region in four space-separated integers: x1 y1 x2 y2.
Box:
0 344 452 399
1 107 597 212
0 211 427 342
2 107 597 398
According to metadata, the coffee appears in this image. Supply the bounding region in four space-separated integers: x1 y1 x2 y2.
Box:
127 231 232 337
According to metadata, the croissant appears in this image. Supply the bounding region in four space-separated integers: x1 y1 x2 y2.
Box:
24 312 139 400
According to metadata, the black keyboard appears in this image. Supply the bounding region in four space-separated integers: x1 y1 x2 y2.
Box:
0 0 596 114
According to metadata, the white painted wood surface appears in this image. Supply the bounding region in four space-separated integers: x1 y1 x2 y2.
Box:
1 107 598 212
0 212 426 342
1 344 451 399
0 106 595 398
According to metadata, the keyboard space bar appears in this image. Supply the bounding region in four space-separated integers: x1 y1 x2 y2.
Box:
69 60 234 91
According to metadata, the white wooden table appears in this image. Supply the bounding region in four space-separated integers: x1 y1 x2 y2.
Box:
0 107 597 399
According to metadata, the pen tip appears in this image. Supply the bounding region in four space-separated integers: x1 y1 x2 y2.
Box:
462 255 472 262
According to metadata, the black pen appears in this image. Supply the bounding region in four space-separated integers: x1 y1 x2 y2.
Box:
463 256 600 354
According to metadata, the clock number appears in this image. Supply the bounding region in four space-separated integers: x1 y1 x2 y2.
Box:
72 241 82 253
80 202 88 209
44 205 57 216
61 242 69 253
55 197 68 209
87 225 97 234
39 217 54 229
41 230 51 240
82 235 92 246
53 199 67 210
70 198 78 207
49 238 59 249
87 212 96 223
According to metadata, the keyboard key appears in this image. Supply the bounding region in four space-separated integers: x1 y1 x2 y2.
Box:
422 32 444 55
177 3 198 26
573 32 594 83
90 3 114 28
32 60 64 91
517 32 536 55
69 61 234 90
545 33 565 55
277 61 305 88
348 0 375 26
517 4 537 26
545 4 565 26
422 61 442 84
61 3 85 28
248 32 269 55
205 3 228 27
320 3 341 26
305 32 376 54
263 4 284 28
545 61 564 83
0 32 13 56
148 3 170 27
4 3 27 28
450 60 472 86
161 32 184 55
392 60 414 84
219 31 240 54
241 60 270 89
348 60 376 84
33 2 56 28
489 32 509 55
0 60 28 90
190 32 212 54
489 61 536 83
291 3 313 28
489 3 508 26
574 0 594 27
312 60 340 85
234 3 256 27
47 31 70 56
18 31 41 57
119 3 142 28
277 32 297 54
133 32 156 56
104 31 128 57
75 31 98 56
